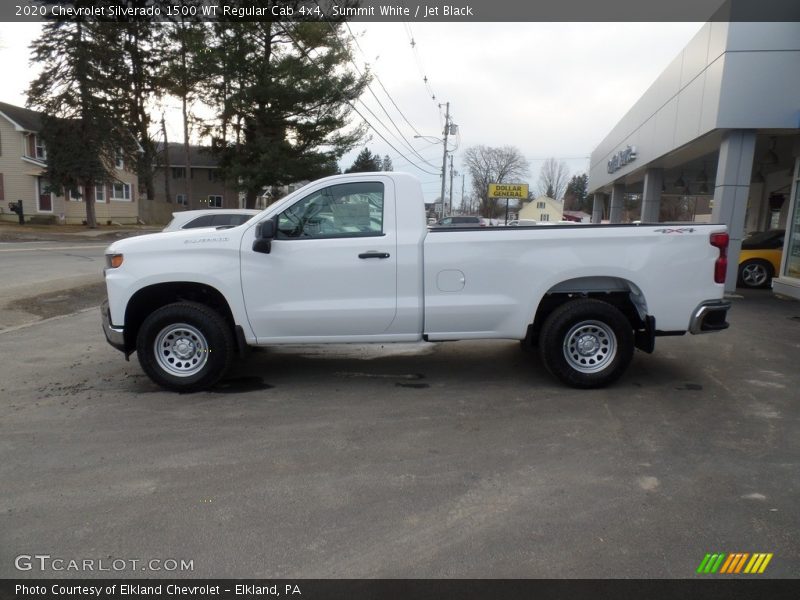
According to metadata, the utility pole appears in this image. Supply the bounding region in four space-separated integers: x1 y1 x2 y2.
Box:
161 115 172 208
439 101 450 220
461 173 466 213
448 155 455 217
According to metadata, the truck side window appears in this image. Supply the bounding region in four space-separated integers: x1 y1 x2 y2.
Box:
276 182 384 239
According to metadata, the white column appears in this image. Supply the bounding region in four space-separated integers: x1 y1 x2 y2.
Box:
609 183 625 224
712 130 757 292
591 193 606 223
641 168 663 223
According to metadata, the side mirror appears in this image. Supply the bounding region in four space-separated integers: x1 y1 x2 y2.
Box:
252 219 276 254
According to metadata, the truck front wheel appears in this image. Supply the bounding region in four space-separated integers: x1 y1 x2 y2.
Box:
136 302 234 392
538 299 634 388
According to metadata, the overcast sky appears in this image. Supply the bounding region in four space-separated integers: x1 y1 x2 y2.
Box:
0 21 704 202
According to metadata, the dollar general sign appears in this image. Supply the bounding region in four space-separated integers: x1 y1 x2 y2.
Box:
488 183 529 199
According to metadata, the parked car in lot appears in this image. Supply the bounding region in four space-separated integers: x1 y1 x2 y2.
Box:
102 172 731 392
163 209 260 232
433 215 485 227
738 229 784 288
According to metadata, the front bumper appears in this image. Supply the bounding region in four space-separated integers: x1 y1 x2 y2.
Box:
689 299 731 334
101 299 126 352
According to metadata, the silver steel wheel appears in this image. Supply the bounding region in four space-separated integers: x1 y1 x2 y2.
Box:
563 320 617 374
154 322 209 377
741 262 768 287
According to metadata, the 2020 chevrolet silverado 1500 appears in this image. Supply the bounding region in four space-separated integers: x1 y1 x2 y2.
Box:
101 172 731 392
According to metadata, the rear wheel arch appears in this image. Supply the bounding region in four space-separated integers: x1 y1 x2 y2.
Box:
523 277 648 348
537 298 635 388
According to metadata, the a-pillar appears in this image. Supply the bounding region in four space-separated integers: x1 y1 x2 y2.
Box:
641 168 663 223
712 130 757 293
609 183 625 223
591 193 606 223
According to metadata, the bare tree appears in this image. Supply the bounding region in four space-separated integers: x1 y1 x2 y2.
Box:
537 158 570 200
463 145 530 218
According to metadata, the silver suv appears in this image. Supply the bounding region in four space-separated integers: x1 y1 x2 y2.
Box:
433 216 485 227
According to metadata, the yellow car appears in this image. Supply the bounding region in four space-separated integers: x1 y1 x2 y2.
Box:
738 230 784 288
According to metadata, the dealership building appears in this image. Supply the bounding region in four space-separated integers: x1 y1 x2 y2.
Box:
587 21 800 297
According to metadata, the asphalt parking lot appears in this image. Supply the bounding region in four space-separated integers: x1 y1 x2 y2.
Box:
0 289 798 578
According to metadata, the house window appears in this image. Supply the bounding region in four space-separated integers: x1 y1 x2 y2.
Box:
95 185 105 202
540 213 550 221
208 195 223 208
69 186 83 201
34 135 47 160
172 167 185 179
111 182 131 201
176 193 187 206
536 201 546 209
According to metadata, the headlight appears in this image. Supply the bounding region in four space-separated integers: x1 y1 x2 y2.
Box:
105 253 124 269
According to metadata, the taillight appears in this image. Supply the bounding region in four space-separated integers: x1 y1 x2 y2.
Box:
710 232 729 284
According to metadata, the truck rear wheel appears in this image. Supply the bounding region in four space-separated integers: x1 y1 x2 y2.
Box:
136 302 234 392
538 299 634 388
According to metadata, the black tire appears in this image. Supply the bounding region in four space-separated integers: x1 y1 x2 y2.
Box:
136 302 234 392
738 259 773 289
538 299 634 389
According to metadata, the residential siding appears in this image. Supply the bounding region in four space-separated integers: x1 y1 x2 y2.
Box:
0 117 40 222
518 196 564 223
147 166 239 226
62 167 139 225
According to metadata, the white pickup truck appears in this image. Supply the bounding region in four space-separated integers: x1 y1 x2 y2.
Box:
102 172 731 392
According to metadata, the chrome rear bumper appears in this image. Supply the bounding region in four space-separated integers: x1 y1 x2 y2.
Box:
689 300 731 334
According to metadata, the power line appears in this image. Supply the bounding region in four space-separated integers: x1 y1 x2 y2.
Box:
312 5 439 170
344 21 426 140
280 23 440 177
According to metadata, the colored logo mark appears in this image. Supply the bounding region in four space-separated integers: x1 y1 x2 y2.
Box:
697 553 773 574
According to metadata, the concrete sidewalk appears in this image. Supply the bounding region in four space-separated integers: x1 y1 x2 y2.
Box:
0 221 160 243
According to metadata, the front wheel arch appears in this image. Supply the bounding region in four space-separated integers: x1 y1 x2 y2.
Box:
136 301 234 392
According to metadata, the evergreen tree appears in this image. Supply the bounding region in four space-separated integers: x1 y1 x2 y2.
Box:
345 147 382 173
564 173 589 212
28 10 136 228
117 20 162 200
206 15 369 208
382 155 393 171
160 11 210 209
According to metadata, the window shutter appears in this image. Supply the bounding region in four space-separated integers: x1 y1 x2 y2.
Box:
0 173 4 201
28 135 35 157
107 184 113 203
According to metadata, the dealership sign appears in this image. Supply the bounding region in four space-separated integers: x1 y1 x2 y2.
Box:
607 145 637 174
488 183 529 199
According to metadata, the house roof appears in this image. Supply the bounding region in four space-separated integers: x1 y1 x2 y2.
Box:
0 101 42 132
156 143 220 168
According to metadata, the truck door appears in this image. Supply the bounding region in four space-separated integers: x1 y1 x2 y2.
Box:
240 179 398 341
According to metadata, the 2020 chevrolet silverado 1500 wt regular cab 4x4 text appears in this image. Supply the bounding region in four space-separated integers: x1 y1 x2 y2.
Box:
101 172 731 392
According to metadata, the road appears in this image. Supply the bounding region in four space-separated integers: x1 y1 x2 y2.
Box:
0 241 107 330
1 291 798 578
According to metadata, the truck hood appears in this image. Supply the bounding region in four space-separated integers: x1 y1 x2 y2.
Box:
105 227 241 255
